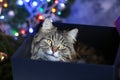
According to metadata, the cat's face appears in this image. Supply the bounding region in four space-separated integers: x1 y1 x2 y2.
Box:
31 18 78 62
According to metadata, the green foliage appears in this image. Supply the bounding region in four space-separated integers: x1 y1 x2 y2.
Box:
0 32 23 80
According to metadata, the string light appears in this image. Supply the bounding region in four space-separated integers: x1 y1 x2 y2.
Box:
3 3 8 8
17 0 24 6
1 56 5 60
0 52 7 62
37 14 44 20
52 8 56 13
47 0 51 2
20 29 26 35
13 30 19 36
39 7 44 13
32 1 38 7
57 11 61 15
8 10 15 17
29 27 33 33
50 19 53 22
59 3 65 9
0 0 3 3
25 0 30 3
54 0 58 4
0 15 4 19
15 32 19 36
18 0 68 23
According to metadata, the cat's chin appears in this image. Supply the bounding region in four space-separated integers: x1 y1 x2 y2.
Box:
44 54 61 61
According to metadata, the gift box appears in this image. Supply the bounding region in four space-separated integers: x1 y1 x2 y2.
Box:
11 23 120 80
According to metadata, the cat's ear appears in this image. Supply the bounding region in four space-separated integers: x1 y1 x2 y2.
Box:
41 18 54 32
67 28 78 43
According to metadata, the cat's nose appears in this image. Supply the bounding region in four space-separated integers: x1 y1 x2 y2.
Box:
52 46 59 53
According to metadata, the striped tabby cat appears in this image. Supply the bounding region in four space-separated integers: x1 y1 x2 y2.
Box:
31 18 104 64
31 18 78 62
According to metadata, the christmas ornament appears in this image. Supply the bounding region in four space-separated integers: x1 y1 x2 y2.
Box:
0 52 7 62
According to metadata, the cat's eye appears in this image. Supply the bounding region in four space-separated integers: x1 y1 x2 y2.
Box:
59 44 66 49
46 39 52 45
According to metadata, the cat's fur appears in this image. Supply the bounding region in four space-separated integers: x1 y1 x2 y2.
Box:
74 42 105 64
31 18 104 64
31 18 78 62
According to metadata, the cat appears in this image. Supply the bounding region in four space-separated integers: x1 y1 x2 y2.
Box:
31 18 78 62
74 42 105 64
31 18 105 64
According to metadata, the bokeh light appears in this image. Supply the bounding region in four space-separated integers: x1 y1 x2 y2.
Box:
20 29 26 35
25 0 30 3
29 27 34 33
0 0 3 3
39 7 44 13
37 14 44 20
0 15 4 19
57 11 61 15
8 10 15 17
32 1 38 7
54 0 58 4
0 52 7 62
3 3 8 8
52 8 57 13
16 0 24 6
47 0 51 2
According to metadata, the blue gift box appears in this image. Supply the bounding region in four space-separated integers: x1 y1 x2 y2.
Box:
11 23 120 80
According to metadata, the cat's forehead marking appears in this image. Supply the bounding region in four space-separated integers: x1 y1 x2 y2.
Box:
52 32 64 41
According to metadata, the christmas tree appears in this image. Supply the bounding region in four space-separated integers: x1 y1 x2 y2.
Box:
17 0 73 22
0 32 23 80
0 0 74 37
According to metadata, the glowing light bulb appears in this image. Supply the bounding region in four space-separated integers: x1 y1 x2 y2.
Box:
52 8 56 13
47 0 51 2
60 3 65 8
3 3 8 8
15 32 19 36
29 27 33 33
0 52 7 62
13 30 19 36
57 11 61 15
25 0 30 2
37 15 44 20
8 10 15 17
1 56 4 60
32 1 38 7
39 7 44 12
17 0 23 6
54 0 58 4
21 29 26 34
50 19 53 22
0 0 3 3
0 15 4 19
